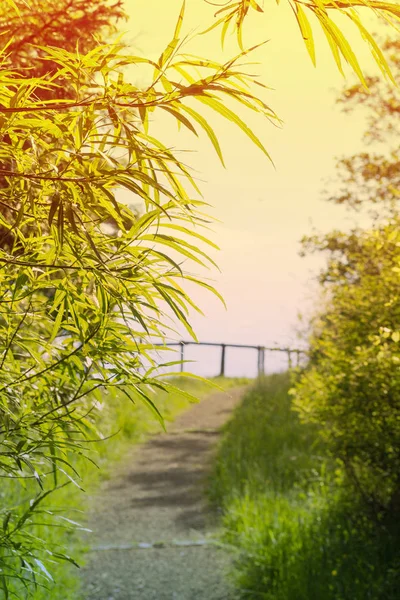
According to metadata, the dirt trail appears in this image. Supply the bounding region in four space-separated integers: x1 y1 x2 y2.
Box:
81 386 247 600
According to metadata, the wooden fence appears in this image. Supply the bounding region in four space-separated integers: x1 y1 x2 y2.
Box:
154 341 307 376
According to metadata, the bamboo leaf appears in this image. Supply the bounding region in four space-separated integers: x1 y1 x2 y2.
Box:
347 9 395 84
155 284 198 341
48 194 60 227
179 103 225 167
221 18 231 49
319 17 345 77
130 384 166 429
185 275 227 309
34 559 54 582
160 105 198 136
158 1 185 68
196 94 273 163
250 0 263 12
160 223 220 249
49 299 65 343
320 14 367 87
294 4 316 66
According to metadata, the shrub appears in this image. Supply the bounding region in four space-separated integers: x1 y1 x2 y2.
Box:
210 374 400 600
294 222 400 514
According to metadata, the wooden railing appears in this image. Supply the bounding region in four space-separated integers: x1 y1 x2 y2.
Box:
154 341 307 376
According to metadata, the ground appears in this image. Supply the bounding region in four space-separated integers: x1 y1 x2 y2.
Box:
81 386 247 600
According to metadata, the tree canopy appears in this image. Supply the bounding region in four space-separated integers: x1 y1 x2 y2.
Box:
324 36 400 218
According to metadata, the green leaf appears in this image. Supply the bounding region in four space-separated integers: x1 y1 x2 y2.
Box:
34 559 54 582
2 512 11 533
48 194 60 227
130 384 166 430
160 223 219 249
49 299 65 343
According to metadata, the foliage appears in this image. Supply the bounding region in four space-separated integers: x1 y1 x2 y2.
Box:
0 0 126 95
0 2 277 594
295 33 400 514
209 373 326 504
326 37 400 217
204 0 400 86
209 374 400 599
0 0 127 250
26 376 239 600
206 9 400 598
1 0 400 595
295 220 400 514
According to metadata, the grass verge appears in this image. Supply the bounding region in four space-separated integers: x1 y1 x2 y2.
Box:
209 373 400 599
2 376 246 599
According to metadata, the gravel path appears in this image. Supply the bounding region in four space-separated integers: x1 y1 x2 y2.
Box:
81 386 247 600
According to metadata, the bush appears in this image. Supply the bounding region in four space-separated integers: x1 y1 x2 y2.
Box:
295 222 400 513
210 374 400 599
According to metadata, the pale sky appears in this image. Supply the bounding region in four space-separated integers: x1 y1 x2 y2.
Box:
119 1 387 376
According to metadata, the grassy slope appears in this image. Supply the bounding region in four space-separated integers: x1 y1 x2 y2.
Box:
209 373 400 600
3 376 246 599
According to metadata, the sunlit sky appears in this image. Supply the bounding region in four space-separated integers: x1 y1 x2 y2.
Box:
119 1 386 376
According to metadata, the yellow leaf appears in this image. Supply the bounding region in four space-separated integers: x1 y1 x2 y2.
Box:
319 16 345 77
250 0 264 12
323 15 367 87
174 0 186 40
293 4 316 66
179 103 226 167
158 1 185 68
347 9 395 84
161 105 198 136
196 94 274 164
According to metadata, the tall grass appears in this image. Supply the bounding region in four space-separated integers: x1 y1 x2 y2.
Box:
209 373 400 599
2 376 244 599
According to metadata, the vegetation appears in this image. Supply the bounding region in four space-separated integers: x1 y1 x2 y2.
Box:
25 375 241 600
209 28 400 600
2 376 213 599
0 0 273 593
327 36 400 219
0 0 126 90
296 32 400 515
1 0 400 596
296 221 400 514
204 0 400 87
210 374 400 599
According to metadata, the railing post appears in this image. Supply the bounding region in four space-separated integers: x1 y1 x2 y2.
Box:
180 341 184 372
257 346 265 376
220 344 226 377
257 347 260 375
287 349 292 370
262 347 265 375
